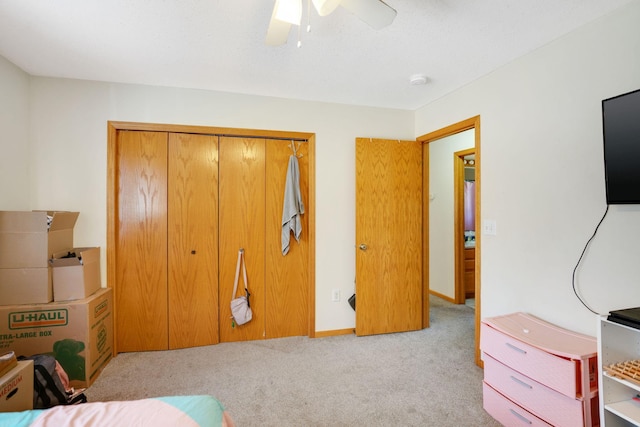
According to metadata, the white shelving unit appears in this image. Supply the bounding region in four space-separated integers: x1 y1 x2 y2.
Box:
598 316 640 426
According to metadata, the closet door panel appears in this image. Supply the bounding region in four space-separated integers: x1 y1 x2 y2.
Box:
265 140 309 338
167 133 219 349
219 137 266 342
115 130 169 352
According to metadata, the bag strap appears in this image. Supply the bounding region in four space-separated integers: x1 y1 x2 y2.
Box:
32 369 51 408
68 392 87 405
232 249 248 298
34 364 68 407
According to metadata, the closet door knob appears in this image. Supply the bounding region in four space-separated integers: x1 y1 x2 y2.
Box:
359 244 368 251
191 250 196 254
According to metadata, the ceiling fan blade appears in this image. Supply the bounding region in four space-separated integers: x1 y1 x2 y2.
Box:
266 18 292 45
273 0 302 25
339 0 397 30
266 0 295 46
311 0 341 16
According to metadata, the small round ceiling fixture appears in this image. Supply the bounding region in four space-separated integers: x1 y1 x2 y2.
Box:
409 74 428 85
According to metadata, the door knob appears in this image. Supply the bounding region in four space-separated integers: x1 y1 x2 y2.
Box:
359 244 368 251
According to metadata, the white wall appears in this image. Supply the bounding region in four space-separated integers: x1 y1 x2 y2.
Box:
4 0 639 337
0 55 30 208
22 78 414 333
416 0 640 336
429 129 474 299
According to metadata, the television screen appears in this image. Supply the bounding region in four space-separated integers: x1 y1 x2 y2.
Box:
602 88 640 204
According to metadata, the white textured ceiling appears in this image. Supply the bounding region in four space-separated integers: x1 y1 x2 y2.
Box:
0 0 634 110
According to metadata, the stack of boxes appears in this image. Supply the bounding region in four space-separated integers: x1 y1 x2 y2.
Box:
0 211 113 412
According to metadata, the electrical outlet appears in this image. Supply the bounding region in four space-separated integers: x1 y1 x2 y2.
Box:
331 289 340 302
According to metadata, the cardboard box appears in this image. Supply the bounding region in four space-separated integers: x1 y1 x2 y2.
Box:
51 247 101 302
0 360 33 412
0 268 52 305
0 288 113 388
0 211 79 268
0 211 79 305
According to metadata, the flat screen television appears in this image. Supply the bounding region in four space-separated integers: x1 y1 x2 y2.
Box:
602 88 640 204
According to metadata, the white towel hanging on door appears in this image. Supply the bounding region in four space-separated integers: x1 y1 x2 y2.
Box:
281 154 305 255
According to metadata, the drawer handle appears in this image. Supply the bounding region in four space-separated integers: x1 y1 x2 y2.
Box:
510 375 533 389
509 409 533 425
506 342 527 354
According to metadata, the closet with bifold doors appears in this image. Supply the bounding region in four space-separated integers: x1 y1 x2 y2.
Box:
108 123 311 354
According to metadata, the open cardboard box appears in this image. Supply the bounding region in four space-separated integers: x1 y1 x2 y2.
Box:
0 211 79 305
0 211 79 268
51 247 101 302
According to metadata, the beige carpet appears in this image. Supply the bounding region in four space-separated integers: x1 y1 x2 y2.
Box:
85 296 500 426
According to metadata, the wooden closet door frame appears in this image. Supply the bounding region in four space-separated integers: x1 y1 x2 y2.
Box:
107 121 317 354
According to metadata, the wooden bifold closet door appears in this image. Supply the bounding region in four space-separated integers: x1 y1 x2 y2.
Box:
167 133 219 349
218 136 266 342
115 130 218 352
113 127 309 353
264 139 309 339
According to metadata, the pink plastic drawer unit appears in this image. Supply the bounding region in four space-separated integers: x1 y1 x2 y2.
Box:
483 381 552 427
484 354 585 427
482 322 580 397
481 312 599 427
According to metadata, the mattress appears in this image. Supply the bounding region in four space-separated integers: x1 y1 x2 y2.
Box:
0 395 235 427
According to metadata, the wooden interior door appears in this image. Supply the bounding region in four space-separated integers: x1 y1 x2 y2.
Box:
355 138 423 336
219 136 266 342
115 130 169 352
265 139 309 338
167 133 219 349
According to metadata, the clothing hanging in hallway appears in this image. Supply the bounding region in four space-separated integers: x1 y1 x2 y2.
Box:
281 154 305 255
464 180 475 231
